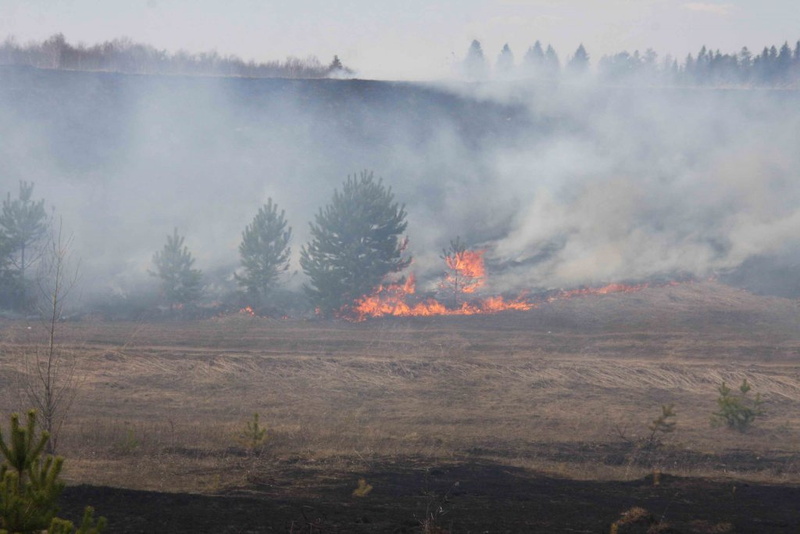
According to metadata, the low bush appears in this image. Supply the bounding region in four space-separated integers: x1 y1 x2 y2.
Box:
711 379 764 432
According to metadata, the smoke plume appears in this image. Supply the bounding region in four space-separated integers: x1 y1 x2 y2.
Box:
0 66 798 305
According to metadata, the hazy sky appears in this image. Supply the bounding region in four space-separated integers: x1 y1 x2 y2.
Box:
0 1 797 79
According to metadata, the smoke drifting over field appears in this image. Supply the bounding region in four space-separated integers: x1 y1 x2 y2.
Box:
1 66 799 304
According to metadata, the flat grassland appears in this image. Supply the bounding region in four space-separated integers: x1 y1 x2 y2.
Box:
2 281 800 532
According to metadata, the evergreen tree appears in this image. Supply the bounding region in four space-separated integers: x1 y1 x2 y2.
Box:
777 41 793 82
696 45 709 83
793 41 800 83
566 43 590 76
683 53 695 84
495 44 515 78
753 47 770 83
739 47 752 83
544 44 560 78
768 45 779 81
236 198 292 305
668 58 680 84
0 410 106 533
523 40 545 77
463 39 488 80
0 181 48 309
150 228 203 310
300 170 411 317
0 233 20 310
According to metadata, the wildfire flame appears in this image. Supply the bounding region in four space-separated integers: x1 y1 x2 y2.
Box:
350 274 534 321
442 249 486 294
348 278 678 321
349 246 536 321
239 306 256 316
338 239 689 321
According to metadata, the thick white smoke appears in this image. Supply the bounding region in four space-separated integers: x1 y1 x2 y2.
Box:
0 67 798 304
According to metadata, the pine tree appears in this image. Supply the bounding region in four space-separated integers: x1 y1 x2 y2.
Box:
150 228 203 311
236 199 291 306
777 41 793 82
0 410 106 533
523 41 545 77
463 40 488 80
0 233 19 310
544 45 560 79
567 44 590 76
683 53 695 83
739 47 752 83
0 181 48 309
300 171 411 317
496 44 515 78
793 41 800 84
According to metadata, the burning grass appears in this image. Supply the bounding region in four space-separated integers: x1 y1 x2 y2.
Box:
347 241 684 321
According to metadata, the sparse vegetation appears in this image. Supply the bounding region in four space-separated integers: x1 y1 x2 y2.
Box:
418 474 458 534
712 379 764 432
113 427 140 456
614 404 676 451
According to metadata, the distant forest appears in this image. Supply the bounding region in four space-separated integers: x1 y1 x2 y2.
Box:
465 39 800 87
1 33 799 87
0 33 352 79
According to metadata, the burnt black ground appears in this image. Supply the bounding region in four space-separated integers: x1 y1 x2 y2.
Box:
59 460 800 533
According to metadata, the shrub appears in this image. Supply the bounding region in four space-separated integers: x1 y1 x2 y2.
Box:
352 478 373 497
711 379 764 432
239 413 267 454
644 404 676 449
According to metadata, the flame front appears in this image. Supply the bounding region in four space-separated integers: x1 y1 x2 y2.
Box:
343 242 678 321
351 272 534 321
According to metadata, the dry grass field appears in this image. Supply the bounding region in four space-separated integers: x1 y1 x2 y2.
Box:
2 281 800 532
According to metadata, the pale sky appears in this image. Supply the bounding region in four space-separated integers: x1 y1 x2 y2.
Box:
0 0 797 79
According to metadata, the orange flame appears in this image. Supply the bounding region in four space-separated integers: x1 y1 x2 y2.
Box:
350 273 534 321
239 306 256 316
442 249 486 294
347 274 679 321
341 241 684 321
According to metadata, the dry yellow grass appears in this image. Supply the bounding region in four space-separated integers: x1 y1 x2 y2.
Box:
1 281 800 493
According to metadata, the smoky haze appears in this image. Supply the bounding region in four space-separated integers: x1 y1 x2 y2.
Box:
0 66 798 307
